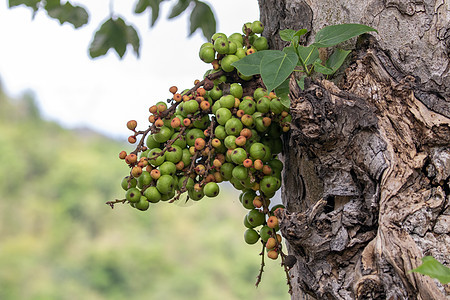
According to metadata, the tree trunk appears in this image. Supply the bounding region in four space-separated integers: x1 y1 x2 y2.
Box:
258 0 450 299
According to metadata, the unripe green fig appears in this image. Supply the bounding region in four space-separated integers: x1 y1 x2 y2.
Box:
188 188 204 201
246 208 265 227
239 99 256 115
228 40 237 54
178 176 195 191
126 187 141 203
242 22 253 35
221 54 239 72
270 98 284 114
121 176 137 191
229 83 243 99
184 99 200 115
244 228 260 244
199 46 215 63
249 142 269 161
148 148 165 166
181 148 192 167
244 215 255 228
231 147 248 165
159 161 177 176
225 117 243 136
224 135 237 149
137 171 152 189
241 190 257 209
135 196 150 211
143 186 161 203
260 225 272 242
156 175 175 194
253 36 269 51
235 48 246 59
253 87 268 100
219 94 235 109
204 182 220 197
215 108 232 125
209 85 223 100
251 21 264 34
228 32 244 45
260 176 279 195
232 165 248 180
211 100 222 114
220 162 234 180
146 135 161 149
186 128 206 147
214 125 227 140
256 97 271 113
238 71 253 81
212 32 227 42
153 126 173 143
160 189 176 201
165 145 183 163
230 177 245 190
214 37 229 54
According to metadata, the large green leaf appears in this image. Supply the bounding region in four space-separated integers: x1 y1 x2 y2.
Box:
297 45 319 66
134 0 163 26
231 51 267 76
45 1 89 28
313 48 351 75
260 50 298 92
89 17 140 59
279 28 308 43
168 0 191 19
189 1 216 41
410 256 450 284
312 23 377 48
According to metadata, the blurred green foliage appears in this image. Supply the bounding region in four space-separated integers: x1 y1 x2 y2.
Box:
0 87 289 299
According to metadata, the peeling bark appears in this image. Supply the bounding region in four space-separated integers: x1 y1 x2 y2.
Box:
258 0 450 299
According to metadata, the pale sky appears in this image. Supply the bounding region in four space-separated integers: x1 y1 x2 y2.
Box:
0 1 260 138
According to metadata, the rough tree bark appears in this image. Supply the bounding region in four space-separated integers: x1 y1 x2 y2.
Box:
258 0 450 299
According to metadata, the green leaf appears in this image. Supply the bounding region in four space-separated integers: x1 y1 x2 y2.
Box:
297 75 306 90
231 51 267 76
89 17 140 59
45 2 89 28
274 77 291 109
168 0 191 19
189 1 216 41
313 48 351 75
297 45 319 66
410 256 450 284
312 23 377 48
279 28 308 42
260 50 298 92
134 0 163 26
8 0 41 11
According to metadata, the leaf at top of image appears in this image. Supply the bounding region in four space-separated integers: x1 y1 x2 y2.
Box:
312 23 377 48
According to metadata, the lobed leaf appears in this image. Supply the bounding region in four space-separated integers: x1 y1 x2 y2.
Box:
189 1 216 41
410 256 450 284
312 23 377 48
260 50 298 92
134 0 163 27
45 1 89 28
89 17 140 59
8 0 40 11
168 0 191 19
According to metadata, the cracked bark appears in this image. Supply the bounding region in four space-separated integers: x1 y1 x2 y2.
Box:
258 0 450 299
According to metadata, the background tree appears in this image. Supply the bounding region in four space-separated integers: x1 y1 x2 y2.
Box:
258 0 449 299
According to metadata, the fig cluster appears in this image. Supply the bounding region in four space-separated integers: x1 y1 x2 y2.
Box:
114 21 292 278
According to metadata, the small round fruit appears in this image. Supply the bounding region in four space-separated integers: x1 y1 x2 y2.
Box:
135 196 150 211
267 249 279 260
266 237 277 250
121 176 137 191
215 108 232 125
241 190 256 209
253 36 269 51
214 37 229 54
267 216 279 229
232 165 248 181
184 99 200 115
204 182 220 197
125 187 141 203
260 225 272 242
225 117 243 136
246 209 265 227
156 175 175 195
148 148 165 166
199 46 215 63
229 83 243 99
143 186 161 203
251 20 264 34
244 228 260 245
221 54 239 72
